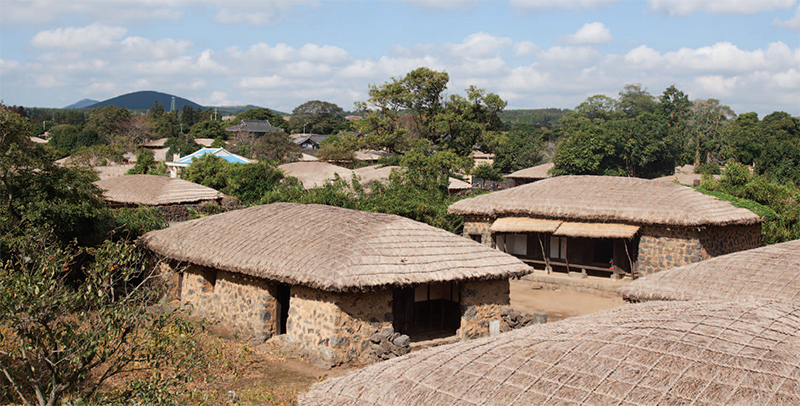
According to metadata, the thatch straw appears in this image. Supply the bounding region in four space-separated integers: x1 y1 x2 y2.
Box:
506 162 554 179
301 299 800 406
277 161 355 189
490 218 561 233
139 203 531 292
94 174 223 205
553 222 640 238
448 175 761 227
619 239 800 302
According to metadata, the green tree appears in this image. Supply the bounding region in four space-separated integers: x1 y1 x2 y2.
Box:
47 124 80 156
148 100 166 119
721 112 762 165
488 123 544 173
180 154 229 191
226 161 286 204
573 95 617 121
189 120 227 140
165 133 200 158
85 106 130 138
248 130 302 162
616 83 657 118
288 100 346 134
687 99 735 166
181 105 199 129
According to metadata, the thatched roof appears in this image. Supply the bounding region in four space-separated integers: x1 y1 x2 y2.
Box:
619 239 800 302
352 165 398 186
278 161 355 189
139 203 531 291
448 177 472 191
94 165 135 180
449 175 760 227
506 162 554 180
95 174 223 205
301 299 800 406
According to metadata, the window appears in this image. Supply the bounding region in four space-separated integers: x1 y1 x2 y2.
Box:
550 236 567 259
496 234 527 255
469 234 482 243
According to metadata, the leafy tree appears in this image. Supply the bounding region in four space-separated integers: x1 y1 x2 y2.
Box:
47 124 80 156
0 236 204 406
165 133 200 158
211 137 226 148
69 145 124 166
179 154 229 191
288 100 346 134
573 95 617 121
472 162 503 181
616 84 657 118
128 149 159 175
721 112 762 165
686 99 735 166
181 105 199 129
487 123 544 173
112 115 152 154
226 161 286 204
246 130 302 162
148 100 166 119
355 67 506 156
86 106 130 138
189 120 227 140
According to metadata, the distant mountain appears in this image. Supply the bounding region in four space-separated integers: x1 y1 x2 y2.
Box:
211 105 288 116
86 91 203 111
64 99 100 109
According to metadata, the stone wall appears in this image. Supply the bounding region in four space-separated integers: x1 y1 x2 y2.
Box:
463 216 494 247
700 224 761 257
459 278 510 339
281 286 406 368
181 266 278 342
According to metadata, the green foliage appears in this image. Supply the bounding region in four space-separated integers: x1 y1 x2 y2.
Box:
288 100 346 134
127 149 156 175
165 133 201 157
181 155 285 205
489 123 545 173
47 124 80 155
180 154 229 191
693 162 721 175
472 162 503 181
189 120 227 140
86 106 131 138
497 108 569 128
109 206 168 241
0 236 205 406
700 162 800 244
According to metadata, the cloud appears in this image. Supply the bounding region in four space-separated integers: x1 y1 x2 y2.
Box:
510 0 618 11
228 43 351 64
514 41 539 57
30 24 127 50
443 32 513 59
537 45 602 67
694 75 740 96
648 0 796 16
120 37 194 60
559 22 613 44
213 1 319 26
774 5 800 29
198 91 233 106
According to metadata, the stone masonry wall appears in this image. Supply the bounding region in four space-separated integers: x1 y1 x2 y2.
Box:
459 278 511 339
699 224 761 257
181 266 277 342
637 226 703 276
282 286 404 368
463 216 494 247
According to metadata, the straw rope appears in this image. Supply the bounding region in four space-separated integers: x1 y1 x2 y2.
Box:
619 239 800 302
301 299 800 405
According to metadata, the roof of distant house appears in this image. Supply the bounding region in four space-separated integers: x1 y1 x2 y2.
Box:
301 299 800 405
506 162 554 179
277 161 355 189
95 174 223 205
30 136 48 144
619 239 800 302
194 138 218 147
175 148 253 165
225 120 280 133
139 203 531 291
448 175 761 227
141 138 168 148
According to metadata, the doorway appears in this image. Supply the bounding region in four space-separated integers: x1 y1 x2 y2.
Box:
276 283 290 335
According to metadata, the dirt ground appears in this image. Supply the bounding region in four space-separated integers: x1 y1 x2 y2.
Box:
509 279 626 322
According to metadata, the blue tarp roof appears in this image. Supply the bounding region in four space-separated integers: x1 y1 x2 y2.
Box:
178 148 250 164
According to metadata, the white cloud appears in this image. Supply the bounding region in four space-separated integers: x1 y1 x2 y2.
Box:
120 37 194 60
239 75 286 89
648 0 796 16
34 74 63 88
537 45 602 67
514 41 539 57
30 24 127 50
694 75 740 96
559 22 613 44
0 59 21 73
624 45 663 69
213 0 319 26
774 5 800 29
443 33 513 59
510 0 618 11
198 91 233 106
229 43 350 64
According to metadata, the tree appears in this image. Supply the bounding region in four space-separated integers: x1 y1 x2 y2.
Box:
288 100 346 134
226 161 286 204
181 105 199 129
248 130 302 163
112 115 152 154
616 84 657 118
687 99 735 166
179 154 229 191
721 112 762 165
47 124 80 156
164 133 200 158
573 95 617 121
148 100 166 119
189 120 227 140
86 106 130 137
355 67 506 155
489 123 545 173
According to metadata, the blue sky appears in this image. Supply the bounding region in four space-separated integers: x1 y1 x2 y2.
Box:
1 0 798 117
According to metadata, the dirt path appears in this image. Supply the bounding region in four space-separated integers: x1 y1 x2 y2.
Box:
509 279 626 322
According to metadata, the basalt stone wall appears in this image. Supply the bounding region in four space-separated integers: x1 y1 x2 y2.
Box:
637 227 703 276
181 266 277 342
463 216 494 247
283 286 405 368
459 278 511 339
699 224 761 257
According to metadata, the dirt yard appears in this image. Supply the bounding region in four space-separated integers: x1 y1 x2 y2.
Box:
509 279 626 322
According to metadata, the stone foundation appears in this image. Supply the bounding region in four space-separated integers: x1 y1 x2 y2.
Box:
459 279 510 339
700 224 761 257
181 265 277 342
463 217 494 247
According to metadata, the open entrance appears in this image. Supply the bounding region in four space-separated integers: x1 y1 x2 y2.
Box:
393 282 461 341
276 283 290 335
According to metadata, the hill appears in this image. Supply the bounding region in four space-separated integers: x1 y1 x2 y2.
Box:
86 91 203 111
64 99 99 109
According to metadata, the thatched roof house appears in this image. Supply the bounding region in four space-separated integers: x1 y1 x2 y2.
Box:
619 239 800 302
140 203 531 367
278 161 355 189
505 162 554 186
301 299 800 405
95 174 224 220
449 175 762 278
